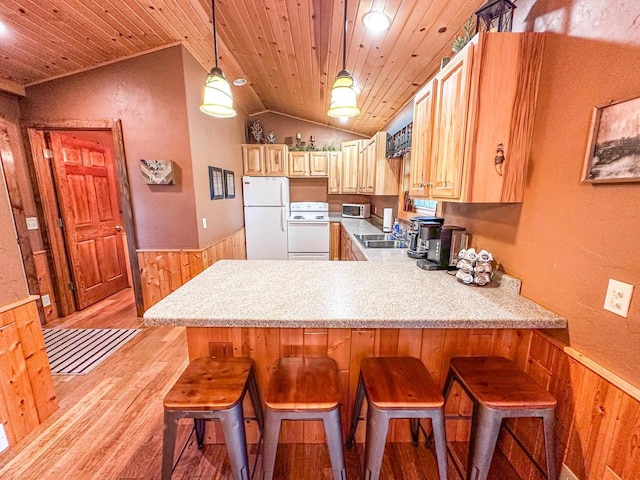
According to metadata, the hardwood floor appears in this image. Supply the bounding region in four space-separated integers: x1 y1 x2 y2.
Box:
0 290 517 479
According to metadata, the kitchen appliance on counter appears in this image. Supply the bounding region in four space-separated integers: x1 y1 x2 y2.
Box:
287 202 330 260
417 226 468 270
342 203 371 219
406 216 444 259
243 176 290 259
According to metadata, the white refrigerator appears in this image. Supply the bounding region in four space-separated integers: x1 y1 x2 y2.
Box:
242 176 290 259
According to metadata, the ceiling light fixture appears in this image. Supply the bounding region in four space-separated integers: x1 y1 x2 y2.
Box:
327 0 360 118
200 0 236 118
362 11 391 32
233 78 247 86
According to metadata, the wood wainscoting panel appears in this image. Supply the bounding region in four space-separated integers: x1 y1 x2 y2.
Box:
0 297 57 446
137 228 246 311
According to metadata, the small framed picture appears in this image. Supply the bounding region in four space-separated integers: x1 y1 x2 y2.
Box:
224 170 235 198
582 94 640 183
209 166 224 200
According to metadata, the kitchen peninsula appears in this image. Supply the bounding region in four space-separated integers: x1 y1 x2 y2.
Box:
144 233 566 444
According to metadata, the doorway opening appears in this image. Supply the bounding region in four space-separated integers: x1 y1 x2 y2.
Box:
24 119 144 319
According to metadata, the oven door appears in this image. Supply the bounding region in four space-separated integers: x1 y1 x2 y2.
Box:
287 221 330 253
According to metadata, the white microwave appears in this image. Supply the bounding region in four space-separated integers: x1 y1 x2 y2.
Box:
342 203 371 218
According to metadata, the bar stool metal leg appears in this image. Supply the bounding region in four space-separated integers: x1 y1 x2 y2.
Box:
323 409 347 480
247 371 264 432
431 409 448 480
362 406 389 480
262 409 282 480
410 418 420 446
194 418 206 449
542 409 557 480
161 410 180 480
467 405 503 480
347 374 365 449
218 403 251 480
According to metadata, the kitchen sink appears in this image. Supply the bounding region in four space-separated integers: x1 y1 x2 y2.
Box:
359 240 408 249
354 233 396 241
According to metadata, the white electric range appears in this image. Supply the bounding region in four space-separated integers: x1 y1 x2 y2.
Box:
287 202 330 261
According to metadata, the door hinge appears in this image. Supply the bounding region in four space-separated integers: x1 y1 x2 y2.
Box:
43 148 53 159
57 218 64 228
68 282 75 291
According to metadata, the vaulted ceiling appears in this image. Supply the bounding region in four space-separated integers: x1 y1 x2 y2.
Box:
0 0 485 135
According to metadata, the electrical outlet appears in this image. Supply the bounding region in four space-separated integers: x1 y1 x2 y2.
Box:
604 279 634 318
0 423 9 452
202 217 207 229
25 216 39 230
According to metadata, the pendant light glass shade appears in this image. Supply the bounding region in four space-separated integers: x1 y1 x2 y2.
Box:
327 70 360 118
200 0 236 118
200 67 236 118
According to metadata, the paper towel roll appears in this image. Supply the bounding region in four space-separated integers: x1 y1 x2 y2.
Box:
383 208 393 232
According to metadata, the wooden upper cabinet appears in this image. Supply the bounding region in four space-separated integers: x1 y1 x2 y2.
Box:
288 151 309 177
411 32 545 203
309 152 329 176
288 151 329 177
359 140 375 194
242 144 288 176
339 140 361 194
410 80 437 197
328 152 342 194
264 145 288 175
370 132 400 196
429 45 474 200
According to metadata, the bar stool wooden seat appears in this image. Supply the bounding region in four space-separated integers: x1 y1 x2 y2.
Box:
443 356 557 480
346 356 448 480
263 357 346 480
162 357 263 480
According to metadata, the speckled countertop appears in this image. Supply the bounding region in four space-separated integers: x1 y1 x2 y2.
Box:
144 217 566 329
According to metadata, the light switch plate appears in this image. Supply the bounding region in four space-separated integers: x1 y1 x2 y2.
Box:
604 279 634 318
0 423 9 452
202 217 207 229
41 294 51 307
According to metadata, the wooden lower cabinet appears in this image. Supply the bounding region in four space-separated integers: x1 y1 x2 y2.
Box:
0 297 58 447
329 223 341 260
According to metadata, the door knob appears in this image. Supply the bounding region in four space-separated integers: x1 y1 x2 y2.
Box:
115 225 123 231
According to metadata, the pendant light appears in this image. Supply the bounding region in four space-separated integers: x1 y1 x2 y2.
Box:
327 0 360 118
200 0 236 118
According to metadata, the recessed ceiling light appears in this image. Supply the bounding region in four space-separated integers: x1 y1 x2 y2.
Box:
363 11 391 32
233 78 247 86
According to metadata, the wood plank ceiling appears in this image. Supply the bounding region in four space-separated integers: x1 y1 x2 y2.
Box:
0 0 485 135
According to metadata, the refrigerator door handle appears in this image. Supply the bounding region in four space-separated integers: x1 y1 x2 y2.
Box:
280 181 284 205
281 209 285 232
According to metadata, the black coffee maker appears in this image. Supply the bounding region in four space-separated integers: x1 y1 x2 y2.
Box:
407 216 444 259
417 226 467 270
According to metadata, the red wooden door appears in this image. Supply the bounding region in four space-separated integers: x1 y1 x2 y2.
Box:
49 133 129 309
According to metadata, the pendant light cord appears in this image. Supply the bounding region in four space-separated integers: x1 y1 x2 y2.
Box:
212 0 219 68
342 0 347 71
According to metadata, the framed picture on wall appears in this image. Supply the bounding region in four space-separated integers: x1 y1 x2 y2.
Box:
582 94 640 183
224 170 235 198
209 166 224 200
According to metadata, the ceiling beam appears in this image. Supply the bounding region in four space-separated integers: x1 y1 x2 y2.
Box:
0 79 26 97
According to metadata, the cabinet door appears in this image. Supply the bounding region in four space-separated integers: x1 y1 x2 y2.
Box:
242 144 263 176
288 152 309 176
309 152 328 176
429 45 474 199
328 152 342 194
361 140 376 194
340 140 360 193
264 145 287 176
409 80 436 197
329 222 341 260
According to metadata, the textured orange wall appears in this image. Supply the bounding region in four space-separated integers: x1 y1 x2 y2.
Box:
443 0 640 386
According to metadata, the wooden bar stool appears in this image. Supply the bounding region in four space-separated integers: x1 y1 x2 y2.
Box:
162 357 264 480
262 357 346 480
346 356 448 480
443 356 557 480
